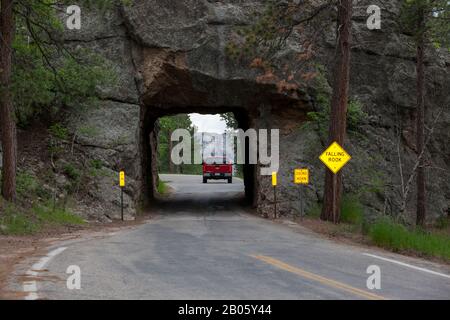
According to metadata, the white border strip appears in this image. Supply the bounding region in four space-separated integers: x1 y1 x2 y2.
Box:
363 253 450 279
23 247 67 300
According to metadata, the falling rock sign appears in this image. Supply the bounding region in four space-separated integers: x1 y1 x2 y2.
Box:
319 142 352 174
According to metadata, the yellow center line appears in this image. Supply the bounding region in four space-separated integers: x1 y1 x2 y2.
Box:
251 255 386 300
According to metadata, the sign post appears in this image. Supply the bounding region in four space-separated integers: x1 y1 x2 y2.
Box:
272 172 278 219
119 171 125 221
294 169 309 218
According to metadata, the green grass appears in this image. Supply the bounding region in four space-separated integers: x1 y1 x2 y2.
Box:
16 171 52 201
340 194 363 225
306 194 363 225
0 199 85 235
369 217 450 261
0 204 38 235
34 205 85 226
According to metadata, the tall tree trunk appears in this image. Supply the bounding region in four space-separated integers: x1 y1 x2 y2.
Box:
321 0 352 223
415 7 426 227
0 0 17 202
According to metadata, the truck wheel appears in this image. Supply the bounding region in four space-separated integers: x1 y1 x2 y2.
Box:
228 178 232 184
203 178 207 184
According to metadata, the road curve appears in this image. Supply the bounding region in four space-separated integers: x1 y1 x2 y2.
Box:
24 175 450 299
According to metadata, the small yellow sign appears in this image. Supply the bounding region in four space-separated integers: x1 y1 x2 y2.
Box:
319 142 351 174
294 169 309 185
119 171 125 187
272 172 277 187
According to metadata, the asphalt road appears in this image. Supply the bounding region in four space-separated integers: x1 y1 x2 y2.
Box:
26 175 450 299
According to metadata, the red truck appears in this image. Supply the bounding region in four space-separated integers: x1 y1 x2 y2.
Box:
203 156 233 184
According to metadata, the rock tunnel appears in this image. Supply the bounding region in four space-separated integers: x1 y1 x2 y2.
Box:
134 49 307 211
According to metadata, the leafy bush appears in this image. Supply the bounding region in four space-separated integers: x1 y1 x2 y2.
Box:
49 123 69 140
347 99 368 131
64 164 81 182
90 159 104 170
15 171 51 201
307 97 367 133
369 217 450 260
17 171 39 197
157 179 168 195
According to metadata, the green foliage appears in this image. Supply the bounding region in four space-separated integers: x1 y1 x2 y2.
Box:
220 113 239 129
17 171 39 199
34 204 85 226
307 98 367 134
340 194 364 225
12 34 55 126
90 159 104 170
0 190 85 235
0 204 38 235
400 0 450 49
157 179 169 195
306 194 364 225
226 0 300 62
369 217 450 260
306 202 322 218
157 114 199 174
64 164 81 182
435 215 449 229
12 2 118 127
88 159 109 178
49 123 69 140
54 50 117 106
347 100 367 131
16 172 50 201
0 201 85 235
78 125 100 138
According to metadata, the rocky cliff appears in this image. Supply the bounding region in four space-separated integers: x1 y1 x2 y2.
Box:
58 0 449 223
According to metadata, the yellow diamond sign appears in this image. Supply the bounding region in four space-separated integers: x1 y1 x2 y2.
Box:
319 142 351 174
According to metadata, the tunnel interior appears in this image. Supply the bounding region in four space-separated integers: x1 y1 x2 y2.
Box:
139 106 257 210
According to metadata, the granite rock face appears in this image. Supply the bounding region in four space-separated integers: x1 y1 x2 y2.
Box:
61 0 449 222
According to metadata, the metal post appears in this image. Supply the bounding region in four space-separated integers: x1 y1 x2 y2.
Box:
274 186 277 219
121 187 124 221
299 187 303 220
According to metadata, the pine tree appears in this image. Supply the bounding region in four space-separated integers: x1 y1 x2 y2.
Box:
0 0 16 201
320 0 353 223
0 1 130 202
400 0 450 226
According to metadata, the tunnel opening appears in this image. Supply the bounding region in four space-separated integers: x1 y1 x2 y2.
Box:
139 106 257 212
131 48 306 216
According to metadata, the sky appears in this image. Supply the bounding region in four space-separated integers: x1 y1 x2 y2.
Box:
189 113 228 133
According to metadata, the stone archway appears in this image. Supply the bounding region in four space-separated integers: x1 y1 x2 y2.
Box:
132 48 306 212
